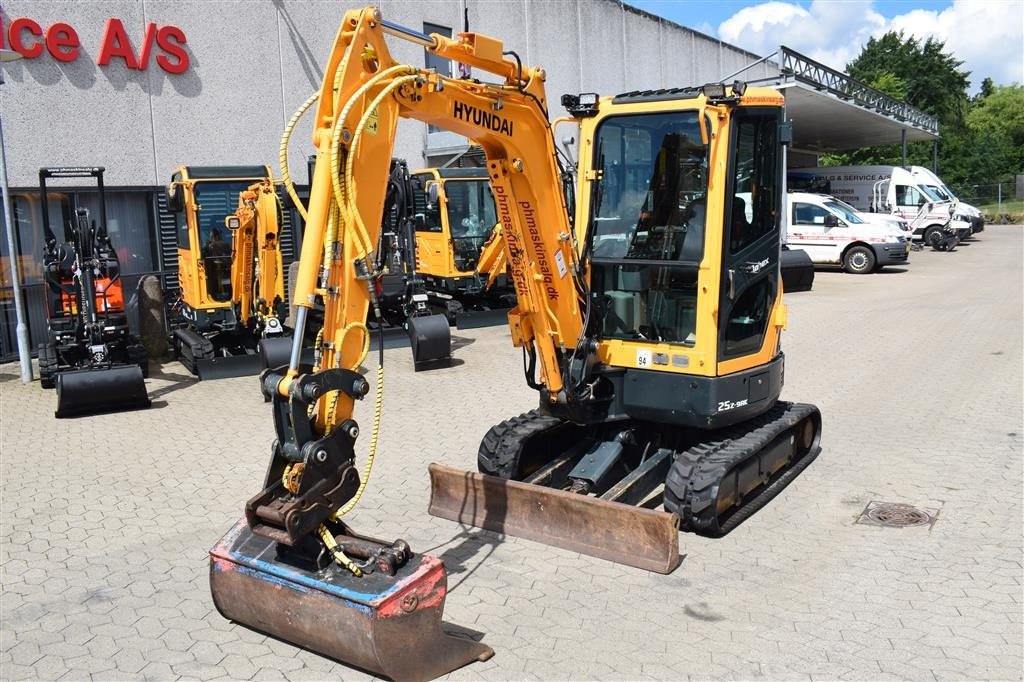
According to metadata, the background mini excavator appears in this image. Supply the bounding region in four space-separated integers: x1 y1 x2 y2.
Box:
37 167 150 418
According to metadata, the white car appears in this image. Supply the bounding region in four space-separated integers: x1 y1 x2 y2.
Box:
785 192 911 274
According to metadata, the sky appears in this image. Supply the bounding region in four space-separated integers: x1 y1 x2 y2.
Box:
628 0 1024 91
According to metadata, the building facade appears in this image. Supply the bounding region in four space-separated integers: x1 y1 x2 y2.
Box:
0 0 777 359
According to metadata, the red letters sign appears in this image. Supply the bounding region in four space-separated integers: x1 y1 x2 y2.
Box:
1 16 188 74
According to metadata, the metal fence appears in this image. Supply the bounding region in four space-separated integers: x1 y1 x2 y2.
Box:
949 181 1022 216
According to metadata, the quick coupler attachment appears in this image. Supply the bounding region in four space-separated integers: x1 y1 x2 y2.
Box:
210 518 494 681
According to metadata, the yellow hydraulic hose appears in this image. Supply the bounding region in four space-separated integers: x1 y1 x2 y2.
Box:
331 363 382 521
340 74 420 260
282 64 418 568
317 524 363 576
330 65 418 258
279 92 319 222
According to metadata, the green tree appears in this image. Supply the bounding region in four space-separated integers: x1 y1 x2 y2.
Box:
966 85 1024 172
822 31 981 183
869 71 908 101
975 77 996 102
846 31 971 131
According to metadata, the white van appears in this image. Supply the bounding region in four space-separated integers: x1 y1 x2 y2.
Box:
789 166 971 247
785 192 911 274
907 166 984 234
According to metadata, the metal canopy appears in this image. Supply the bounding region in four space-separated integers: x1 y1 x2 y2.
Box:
749 46 939 153
780 82 938 152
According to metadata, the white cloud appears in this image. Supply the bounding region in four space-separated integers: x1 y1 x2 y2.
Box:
717 0 1024 90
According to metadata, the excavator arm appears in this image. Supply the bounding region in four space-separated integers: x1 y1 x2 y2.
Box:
475 223 508 291
246 5 591 547
286 8 583 416
211 9 586 678
227 180 286 333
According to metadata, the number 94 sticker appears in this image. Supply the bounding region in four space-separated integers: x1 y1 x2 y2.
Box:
636 349 652 368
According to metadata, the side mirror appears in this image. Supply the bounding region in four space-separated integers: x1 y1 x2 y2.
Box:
426 181 440 208
824 214 839 228
414 214 427 230
167 185 184 213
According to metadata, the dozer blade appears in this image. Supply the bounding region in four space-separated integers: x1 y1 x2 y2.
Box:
55 364 150 418
195 354 263 380
372 324 413 350
210 519 493 681
455 308 509 330
427 463 681 574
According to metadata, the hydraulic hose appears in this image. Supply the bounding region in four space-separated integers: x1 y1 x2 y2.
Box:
279 91 319 222
341 74 420 260
331 321 385 518
317 523 363 576
330 66 418 259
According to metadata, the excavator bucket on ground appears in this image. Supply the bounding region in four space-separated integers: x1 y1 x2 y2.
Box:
210 519 493 681
407 314 452 371
55 364 150 418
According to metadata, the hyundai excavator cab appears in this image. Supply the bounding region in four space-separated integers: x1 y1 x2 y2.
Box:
37 167 151 418
166 166 292 378
209 8 820 680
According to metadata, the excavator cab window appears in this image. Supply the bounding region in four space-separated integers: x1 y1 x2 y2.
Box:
411 176 443 232
587 111 708 346
193 180 251 303
445 179 497 271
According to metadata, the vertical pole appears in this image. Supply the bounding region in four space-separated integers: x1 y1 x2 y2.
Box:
901 129 907 166
998 182 1002 213
932 140 938 173
0 115 34 382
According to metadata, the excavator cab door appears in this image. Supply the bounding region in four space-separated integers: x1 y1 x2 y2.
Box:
412 175 448 276
718 108 782 361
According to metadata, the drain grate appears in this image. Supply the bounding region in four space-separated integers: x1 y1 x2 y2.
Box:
857 501 939 528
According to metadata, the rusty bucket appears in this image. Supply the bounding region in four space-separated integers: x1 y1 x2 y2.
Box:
209 519 493 681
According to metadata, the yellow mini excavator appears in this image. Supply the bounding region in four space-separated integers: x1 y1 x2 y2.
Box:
209 8 821 680
166 166 292 378
409 166 514 326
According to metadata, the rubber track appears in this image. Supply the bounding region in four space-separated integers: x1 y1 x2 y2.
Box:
38 343 59 390
175 330 213 377
477 409 565 479
664 402 821 537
